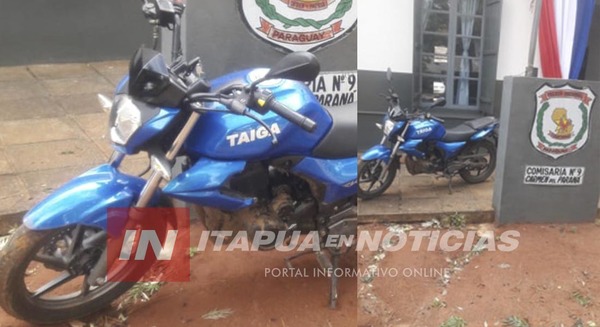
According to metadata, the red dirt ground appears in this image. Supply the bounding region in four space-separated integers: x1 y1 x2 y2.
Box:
0 222 357 327
358 222 600 326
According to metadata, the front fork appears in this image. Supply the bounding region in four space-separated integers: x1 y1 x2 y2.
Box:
89 112 201 286
376 135 403 183
135 111 201 207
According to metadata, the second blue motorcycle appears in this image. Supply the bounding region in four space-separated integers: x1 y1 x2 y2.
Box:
358 69 498 199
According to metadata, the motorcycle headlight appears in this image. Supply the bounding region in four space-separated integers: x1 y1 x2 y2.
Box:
383 119 395 136
109 95 142 145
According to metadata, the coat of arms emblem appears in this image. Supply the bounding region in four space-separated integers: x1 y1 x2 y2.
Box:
238 0 356 52
531 84 595 159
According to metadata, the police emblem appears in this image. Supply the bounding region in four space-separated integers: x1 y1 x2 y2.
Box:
531 84 595 159
238 0 356 52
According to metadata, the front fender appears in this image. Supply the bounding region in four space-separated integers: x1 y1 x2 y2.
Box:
361 145 391 162
24 164 155 232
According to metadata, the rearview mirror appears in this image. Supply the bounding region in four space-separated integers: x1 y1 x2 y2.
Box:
431 97 447 108
265 52 321 82
142 0 176 27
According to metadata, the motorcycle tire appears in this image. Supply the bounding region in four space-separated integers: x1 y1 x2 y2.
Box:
0 200 172 324
358 158 398 200
459 139 497 184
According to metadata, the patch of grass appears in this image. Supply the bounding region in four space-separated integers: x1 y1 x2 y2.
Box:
74 311 129 327
0 235 10 251
502 316 529 327
571 291 592 307
0 225 18 251
430 297 447 309
189 247 199 258
202 308 234 320
118 282 164 310
440 316 467 327
441 213 466 230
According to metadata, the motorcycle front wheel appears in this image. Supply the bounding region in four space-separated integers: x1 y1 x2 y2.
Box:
0 211 169 324
357 158 398 200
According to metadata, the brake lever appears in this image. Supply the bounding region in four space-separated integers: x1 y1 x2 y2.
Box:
244 111 279 145
219 95 279 145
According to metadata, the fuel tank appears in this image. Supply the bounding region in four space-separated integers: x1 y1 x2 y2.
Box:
405 118 446 140
184 69 333 161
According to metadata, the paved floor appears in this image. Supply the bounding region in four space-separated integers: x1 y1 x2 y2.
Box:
358 169 496 224
0 62 148 220
359 167 600 224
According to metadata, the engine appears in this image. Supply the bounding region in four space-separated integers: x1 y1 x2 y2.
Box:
195 162 318 250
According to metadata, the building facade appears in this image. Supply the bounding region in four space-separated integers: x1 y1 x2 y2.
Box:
358 0 600 150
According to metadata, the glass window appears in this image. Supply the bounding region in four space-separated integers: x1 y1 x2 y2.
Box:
417 0 485 109
423 34 449 53
432 0 450 11
457 16 482 37
422 76 447 103
424 13 450 33
453 79 479 106
453 57 480 78
455 38 481 57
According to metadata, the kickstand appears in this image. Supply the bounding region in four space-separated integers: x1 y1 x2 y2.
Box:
447 174 454 194
285 248 341 309
317 249 341 309
327 249 341 309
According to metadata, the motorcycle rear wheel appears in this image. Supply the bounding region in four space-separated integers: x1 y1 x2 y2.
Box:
358 158 398 200
459 139 496 184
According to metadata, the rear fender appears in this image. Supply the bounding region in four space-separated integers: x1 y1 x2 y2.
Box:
23 165 160 233
470 125 496 142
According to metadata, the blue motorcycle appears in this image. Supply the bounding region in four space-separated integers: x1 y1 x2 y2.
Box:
0 1 356 324
358 69 498 199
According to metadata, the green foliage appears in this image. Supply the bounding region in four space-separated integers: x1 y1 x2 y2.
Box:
202 308 234 320
571 291 592 307
119 282 164 309
430 297 447 309
502 316 530 327
441 213 466 229
440 316 467 327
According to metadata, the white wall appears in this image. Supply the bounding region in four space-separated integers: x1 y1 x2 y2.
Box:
357 0 414 73
496 0 541 79
358 0 539 79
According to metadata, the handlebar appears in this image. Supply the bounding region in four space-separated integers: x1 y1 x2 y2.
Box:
252 89 317 132
187 86 318 144
392 111 445 124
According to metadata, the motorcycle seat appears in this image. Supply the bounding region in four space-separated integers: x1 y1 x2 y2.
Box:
464 116 497 130
312 103 357 158
442 116 497 142
442 124 477 142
